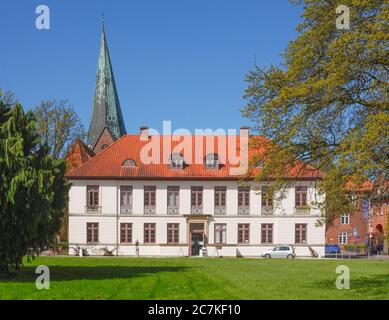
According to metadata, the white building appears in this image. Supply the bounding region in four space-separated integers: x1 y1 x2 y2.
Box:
66 132 325 257
66 27 325 258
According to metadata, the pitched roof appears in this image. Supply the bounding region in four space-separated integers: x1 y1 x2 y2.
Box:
87 28 126 148
66 134 323 180
65 139 95 172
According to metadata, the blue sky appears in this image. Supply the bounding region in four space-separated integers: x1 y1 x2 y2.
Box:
0 1 302 134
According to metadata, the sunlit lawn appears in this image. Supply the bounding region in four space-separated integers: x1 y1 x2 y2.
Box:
0 257 388 299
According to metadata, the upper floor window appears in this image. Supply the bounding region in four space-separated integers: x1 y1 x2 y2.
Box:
169 153 184 169
122 159 136 167
191 187 203 207
295 224 307 244
214 187 227 207
167 186 179 208
144 186 156 207
295 186 308 207
204 153 219 169
238 186 250 215
86 185 100 212
120 186 132 214
261 186 273 208
341 213 350 224
191 187 203 214
86 222 99 243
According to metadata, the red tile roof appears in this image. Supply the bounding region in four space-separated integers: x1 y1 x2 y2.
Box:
65 135 323 180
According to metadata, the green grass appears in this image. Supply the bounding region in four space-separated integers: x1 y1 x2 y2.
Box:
0 257 388 299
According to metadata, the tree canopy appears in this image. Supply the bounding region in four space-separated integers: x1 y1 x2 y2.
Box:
34 99 85 159
0 100 69 273
243 0 388 224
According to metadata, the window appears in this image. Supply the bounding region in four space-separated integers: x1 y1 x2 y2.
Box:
169 153 184 169
101 144 108 150
191 187 203 207
295 186 307 207
261 186 273 208
214 187 226 207
167 223 179 244
86 223 99 243
238 224 250 244
261 224 273 244
214 224 226 244
120 186 132 213
338 232 347 244
144 223 156 243
204 153 219 169
144 186 156 207
341 213 349 225
122 159 136 167
295 224 307 244
87 185 99 206
120 223 132 243
167 186 179 208
238 187 250 214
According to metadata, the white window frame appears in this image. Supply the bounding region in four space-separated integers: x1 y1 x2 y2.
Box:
341 213 349 225
338 232 347 244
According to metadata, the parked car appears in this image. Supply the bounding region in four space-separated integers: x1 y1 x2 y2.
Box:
261 245 295 259
325 244 341 254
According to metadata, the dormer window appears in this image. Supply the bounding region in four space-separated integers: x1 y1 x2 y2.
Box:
122 159 136 167
169 153 184 169
204 153 219 169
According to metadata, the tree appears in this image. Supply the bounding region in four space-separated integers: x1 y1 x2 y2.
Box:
33 99 85 159
0 88 17 107
0 100 69 273
242 0 388 225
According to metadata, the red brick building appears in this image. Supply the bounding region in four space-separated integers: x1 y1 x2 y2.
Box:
326 201 388 253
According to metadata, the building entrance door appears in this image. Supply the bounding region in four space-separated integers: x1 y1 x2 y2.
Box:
191 232 204 256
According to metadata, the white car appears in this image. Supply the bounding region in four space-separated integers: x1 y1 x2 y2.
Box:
261 245 295 259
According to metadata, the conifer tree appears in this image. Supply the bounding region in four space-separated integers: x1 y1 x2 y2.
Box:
0 100 69 273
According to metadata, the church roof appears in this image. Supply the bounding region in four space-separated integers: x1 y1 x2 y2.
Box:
87 26 126 148
65 139 95 172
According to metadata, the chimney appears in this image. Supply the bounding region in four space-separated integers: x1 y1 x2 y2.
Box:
240 126 250 136
140 126 149 141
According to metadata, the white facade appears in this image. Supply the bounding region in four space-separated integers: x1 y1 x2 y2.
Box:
68 179 325 257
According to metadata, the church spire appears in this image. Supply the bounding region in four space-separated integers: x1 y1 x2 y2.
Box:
87 22 126 150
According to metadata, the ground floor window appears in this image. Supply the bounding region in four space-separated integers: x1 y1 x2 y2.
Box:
86 222 99 243
214 224 226 244
167 223 179 244
144 223 156 243
238 224 250 244
338 232 347 244
261 223 273 244
295 224 307 244
120 223 132 243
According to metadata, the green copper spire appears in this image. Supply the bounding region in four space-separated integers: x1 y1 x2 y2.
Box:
87 24 126 148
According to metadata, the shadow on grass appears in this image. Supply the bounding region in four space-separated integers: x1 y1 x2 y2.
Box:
0 266 188 283
312 273 389 297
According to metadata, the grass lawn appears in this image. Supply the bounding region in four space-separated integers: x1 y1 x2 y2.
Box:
0 257 388 299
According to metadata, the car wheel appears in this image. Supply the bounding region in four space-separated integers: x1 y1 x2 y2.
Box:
264 254 271 259
287 254 294 259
